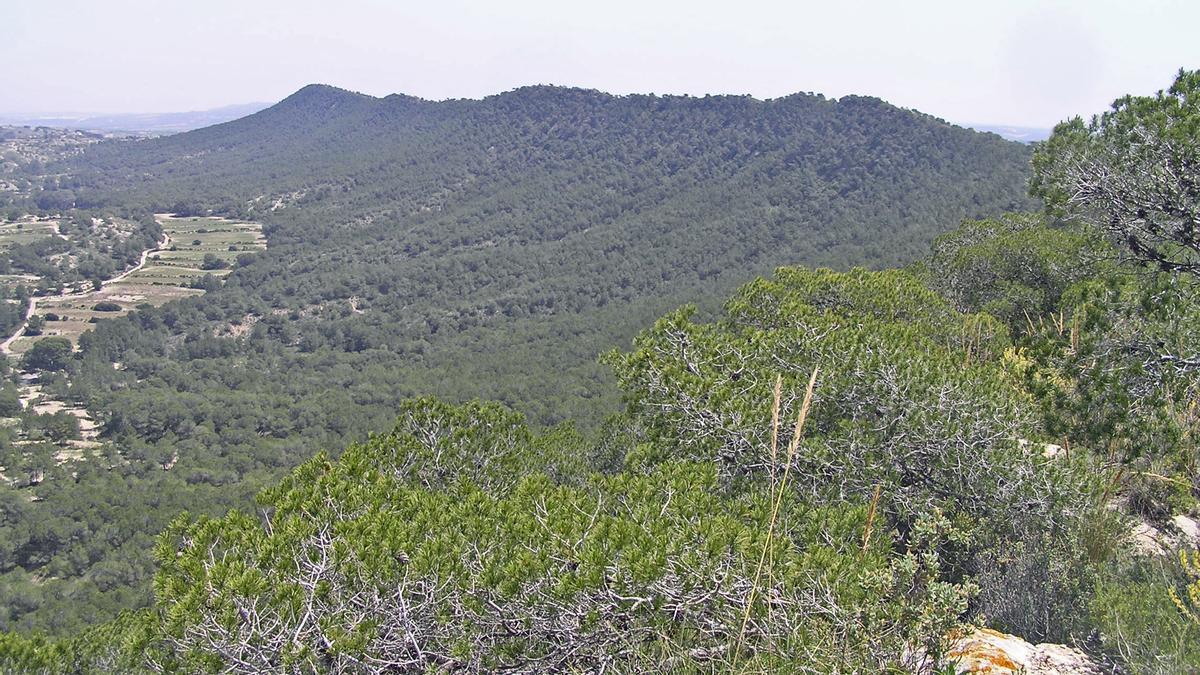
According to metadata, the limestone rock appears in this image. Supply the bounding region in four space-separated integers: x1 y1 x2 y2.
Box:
1174 514 1200 546
946 627 1101 674
1131 513 1200 556
1132 520 1167 556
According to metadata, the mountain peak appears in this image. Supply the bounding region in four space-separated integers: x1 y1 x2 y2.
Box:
281 84 375 105
253 84 378 124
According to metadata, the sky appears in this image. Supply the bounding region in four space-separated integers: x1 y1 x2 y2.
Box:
2 0 1198 128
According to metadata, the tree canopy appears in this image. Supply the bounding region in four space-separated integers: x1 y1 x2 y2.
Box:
1033 68 1200 277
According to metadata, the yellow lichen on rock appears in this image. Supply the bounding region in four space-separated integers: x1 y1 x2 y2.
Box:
945 627 1100 674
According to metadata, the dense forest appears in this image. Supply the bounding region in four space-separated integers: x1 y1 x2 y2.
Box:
2 70 1198 672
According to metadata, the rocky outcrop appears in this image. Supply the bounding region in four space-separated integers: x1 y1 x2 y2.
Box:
945 628 1101 674
1132 513 1200 556
1176 514 1200 544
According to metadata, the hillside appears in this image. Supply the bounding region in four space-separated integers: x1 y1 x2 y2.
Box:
0 84 1040 634
6 211 1200 671
57 83 1036 427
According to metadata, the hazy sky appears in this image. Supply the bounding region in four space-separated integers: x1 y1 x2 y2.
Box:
3 0 1197 127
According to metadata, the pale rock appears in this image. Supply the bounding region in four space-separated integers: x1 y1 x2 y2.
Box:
946 627 1101 674
1173 514 1200 546
1130 513 1200 556
1132 520 1167 556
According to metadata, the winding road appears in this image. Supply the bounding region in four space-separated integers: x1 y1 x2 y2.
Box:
0 233 171 355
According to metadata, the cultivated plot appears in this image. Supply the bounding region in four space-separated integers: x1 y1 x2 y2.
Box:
4 215 265 354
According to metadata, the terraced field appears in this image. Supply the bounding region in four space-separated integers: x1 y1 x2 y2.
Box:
0 219 59 250
4 215 265 354
127 215 265 285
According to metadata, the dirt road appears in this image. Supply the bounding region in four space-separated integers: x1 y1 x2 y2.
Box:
0 233 170 355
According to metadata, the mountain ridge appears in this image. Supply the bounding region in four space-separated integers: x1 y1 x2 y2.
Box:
65 82 1031 209
52 77 1037 429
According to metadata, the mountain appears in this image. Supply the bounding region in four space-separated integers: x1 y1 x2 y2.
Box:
56 81 1041 432
56 83 1037 425
7 76 1199 674
0 102 271 136
4 83 1037 632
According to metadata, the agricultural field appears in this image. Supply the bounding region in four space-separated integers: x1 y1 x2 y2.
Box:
3 215 265 354
126 215 264 284
0 218 59 250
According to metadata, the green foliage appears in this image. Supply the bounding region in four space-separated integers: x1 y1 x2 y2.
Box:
11 72 1197 670
0 212 163 290
921 213 1108 329
606 265 1104 646
1032 69 1200 277
22 411 81 443
922 213 1200 523
23 315 44 337
135 405 967 672
199 252 228 270
970 492 1126 642
267 398 588 499
1027 272 1199 507
1 216 1188 669
19 337 73 372
606 266 1055 529
0 394 983 672
0 88 1036 635
1026 69 1200 537
1089 557 1200 674
0 610 155 674
0 386 22 417
1173 549 1200 624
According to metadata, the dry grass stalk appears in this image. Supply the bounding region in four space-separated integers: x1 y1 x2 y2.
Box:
732 367 819 669
862 484 882 553
769 374 782 489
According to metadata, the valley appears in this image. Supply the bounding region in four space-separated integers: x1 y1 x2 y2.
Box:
0 87 1042 640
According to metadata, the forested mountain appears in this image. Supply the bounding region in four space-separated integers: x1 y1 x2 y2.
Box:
0 85 1040 635
57 83 1035 426
7 209 1200 671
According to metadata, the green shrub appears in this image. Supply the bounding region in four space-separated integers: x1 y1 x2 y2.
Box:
1090 557 1200 673
199 253 227 270
23 315 44 336
19 337 73 372
606 268 1071 538
145 440 970 672
920 214 1107 331
972 495 1125 642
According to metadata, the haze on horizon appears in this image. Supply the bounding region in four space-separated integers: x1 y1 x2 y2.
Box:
2 0 1197 129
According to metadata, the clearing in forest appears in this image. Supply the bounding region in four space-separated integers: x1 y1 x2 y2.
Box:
0 219 59 251
4 215 265 355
